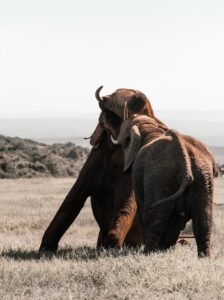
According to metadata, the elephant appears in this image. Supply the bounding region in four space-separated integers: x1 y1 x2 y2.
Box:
116 95 218 257
39 86 194 252
40 86 165 251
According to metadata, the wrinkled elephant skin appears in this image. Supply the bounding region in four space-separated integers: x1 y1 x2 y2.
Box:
117 98 218 257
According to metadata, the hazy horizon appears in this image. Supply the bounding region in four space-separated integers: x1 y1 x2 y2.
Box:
0 108 224 120
0 110 224 148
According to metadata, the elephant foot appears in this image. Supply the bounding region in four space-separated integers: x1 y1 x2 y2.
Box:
143 244 160 255
102 232 122 249
197 245 210 258
39 242 58 253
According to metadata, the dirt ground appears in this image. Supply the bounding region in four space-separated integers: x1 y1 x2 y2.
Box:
0 178 224 299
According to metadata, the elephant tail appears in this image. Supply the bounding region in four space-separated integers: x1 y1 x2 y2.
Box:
150 129 193 210
150 176 191 209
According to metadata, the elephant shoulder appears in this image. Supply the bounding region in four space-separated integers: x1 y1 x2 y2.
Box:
181 134 217 175
182 133 214 159
165 128 183 142
153 129 181 150
168 131 217 177
164 129 186 149
140 129 183 158
140 135 173 157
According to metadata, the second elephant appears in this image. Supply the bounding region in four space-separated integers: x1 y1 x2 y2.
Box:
117 98 218 257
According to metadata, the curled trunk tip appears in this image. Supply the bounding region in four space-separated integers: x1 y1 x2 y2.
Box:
95 86 104 101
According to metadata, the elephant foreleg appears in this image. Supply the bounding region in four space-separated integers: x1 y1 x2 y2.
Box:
39 152 96 252
39 179 89 252
102 174 138 248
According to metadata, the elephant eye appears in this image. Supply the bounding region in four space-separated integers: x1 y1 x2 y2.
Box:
124 136 130 148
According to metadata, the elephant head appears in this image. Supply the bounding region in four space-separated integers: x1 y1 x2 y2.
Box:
95 86 155 119
117 96 159 172
91 86 162 148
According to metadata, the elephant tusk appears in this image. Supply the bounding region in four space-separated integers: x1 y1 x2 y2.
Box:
110 135 119 145
95 86 104 101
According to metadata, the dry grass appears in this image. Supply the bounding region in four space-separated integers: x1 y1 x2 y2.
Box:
0 178 224 299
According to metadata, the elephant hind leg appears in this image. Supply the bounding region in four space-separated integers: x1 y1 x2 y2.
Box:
192 185 213 257
192 208 212 258
143 202 175 253
96 230 103 248
124 214 143 248
159 211 181 250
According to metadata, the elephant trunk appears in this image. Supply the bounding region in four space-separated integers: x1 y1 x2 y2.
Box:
95 86 104 101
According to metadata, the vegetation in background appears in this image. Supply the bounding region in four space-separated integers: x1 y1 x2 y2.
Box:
0 135 89 178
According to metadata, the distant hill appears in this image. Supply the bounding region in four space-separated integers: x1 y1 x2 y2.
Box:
0 135 89 179
37 137 224 164
0 134 223 180
38 136 91 148
0 111 224 178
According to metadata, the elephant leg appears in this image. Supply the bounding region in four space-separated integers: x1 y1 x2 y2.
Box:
124 213 142 248
103 174 137 248
91 193 115 248
96 230 103 248
143 202 175 254
39 151 97 252
159 211 181 250
192 188 213 258
39 182 88 252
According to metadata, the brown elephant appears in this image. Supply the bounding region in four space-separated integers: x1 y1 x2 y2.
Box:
116 96 218 257
39 86 196 252
39 86 172 252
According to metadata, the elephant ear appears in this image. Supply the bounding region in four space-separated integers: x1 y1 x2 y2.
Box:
127 92 155 118
90 123 105 148
124 125 141 172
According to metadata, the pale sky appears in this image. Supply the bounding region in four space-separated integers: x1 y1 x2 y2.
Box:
0 0 224 118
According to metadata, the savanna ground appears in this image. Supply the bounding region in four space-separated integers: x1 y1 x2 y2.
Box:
0 178 224 300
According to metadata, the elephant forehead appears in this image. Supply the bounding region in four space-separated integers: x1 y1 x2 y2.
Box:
115 88 137 94
114 89 136 102
103 90 136 117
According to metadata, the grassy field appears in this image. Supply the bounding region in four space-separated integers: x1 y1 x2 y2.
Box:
0 178 224 299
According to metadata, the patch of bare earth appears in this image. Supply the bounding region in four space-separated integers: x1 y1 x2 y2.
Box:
0 178 224 299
